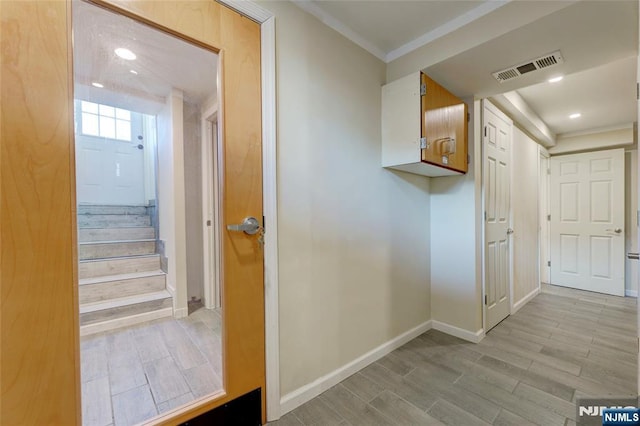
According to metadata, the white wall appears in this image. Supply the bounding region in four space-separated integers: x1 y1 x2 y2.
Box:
549 127 634 155
183 101 204 302
156 89 188 317
625 150 638 297
258 0 431 397
511 127 541 308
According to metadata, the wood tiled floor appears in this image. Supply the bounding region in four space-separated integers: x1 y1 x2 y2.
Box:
271 285 638 426
81 307 223 426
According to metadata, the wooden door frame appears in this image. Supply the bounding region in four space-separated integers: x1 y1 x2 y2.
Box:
0 0 280 423
218 2 280 421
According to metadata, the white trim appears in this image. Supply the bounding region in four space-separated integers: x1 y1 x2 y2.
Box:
291 0 387 61
431 320 485 344
79 307 172 336
174 306 188 319
280 320 432 415
260 16 281 422
201 106 221 311
625 289 638 297
217 0 273 23
511 287 540 314
215 1 280 421
386 1 511 62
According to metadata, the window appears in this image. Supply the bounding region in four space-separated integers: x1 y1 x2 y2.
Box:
80 101 132 141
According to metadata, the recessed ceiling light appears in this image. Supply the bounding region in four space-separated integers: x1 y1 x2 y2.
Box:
569 113 581 119
115 48 136 61
91 82 104 88
130 70 138 75
548 76 563 83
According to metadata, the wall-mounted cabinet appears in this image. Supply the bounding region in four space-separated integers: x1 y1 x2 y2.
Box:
382 72 468 176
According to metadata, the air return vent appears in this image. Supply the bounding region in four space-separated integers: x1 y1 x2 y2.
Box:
492 50 564 83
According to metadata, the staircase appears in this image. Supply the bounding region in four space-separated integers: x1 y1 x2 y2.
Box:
78 205 172 336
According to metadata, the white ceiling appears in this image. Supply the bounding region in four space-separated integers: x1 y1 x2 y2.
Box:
73 1 218 114
298 0 638 139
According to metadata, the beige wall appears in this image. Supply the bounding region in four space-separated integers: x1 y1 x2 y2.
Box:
259 1 431 396
183 101 204 302
429 98 483 333
512 127 541 305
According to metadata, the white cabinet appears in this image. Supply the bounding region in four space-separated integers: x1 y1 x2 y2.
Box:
382 72 468 177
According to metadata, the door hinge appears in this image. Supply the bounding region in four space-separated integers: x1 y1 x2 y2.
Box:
547 214 551 221
467 154 470 164
484 295 487 305
637 82 639 100
547 260 551 267
420 83 426 96
420 137 427 149
206 220 212 226
484 126 487 137
467 112 470 123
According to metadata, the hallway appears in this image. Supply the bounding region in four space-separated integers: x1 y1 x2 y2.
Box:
271 284 637 426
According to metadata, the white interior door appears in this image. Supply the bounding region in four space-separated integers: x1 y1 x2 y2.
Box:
550 149 625 296
75 102 146 206
484 100 513 331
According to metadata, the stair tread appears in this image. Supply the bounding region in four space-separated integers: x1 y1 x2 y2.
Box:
80 290 172 313
79 253 160 264
79 239 156 246
79 270 166 285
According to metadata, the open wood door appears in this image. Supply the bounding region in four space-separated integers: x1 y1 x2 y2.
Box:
1 0 265 424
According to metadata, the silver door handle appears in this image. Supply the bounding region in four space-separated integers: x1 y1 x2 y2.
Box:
227 216 261 235
606 228 622 234
507 228 514 235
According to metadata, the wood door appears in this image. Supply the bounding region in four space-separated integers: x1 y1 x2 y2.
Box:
0 1 265 424
483 100 513 331
550 149 625 296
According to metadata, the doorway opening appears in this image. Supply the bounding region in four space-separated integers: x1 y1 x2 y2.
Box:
73 2 224 424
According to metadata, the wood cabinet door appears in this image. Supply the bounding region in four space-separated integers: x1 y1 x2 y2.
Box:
421 73 468 173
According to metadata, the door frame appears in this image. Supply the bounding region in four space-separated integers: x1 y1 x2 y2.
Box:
217 2 281 420
539 148 550 284
201 106 221 310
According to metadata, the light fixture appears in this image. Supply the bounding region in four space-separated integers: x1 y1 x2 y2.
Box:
130 69 138 75
115 47 136 61
569 113 581 119
548 76 563 83
91 82 104 88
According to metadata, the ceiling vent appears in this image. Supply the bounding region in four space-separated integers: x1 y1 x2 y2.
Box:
492 51 564 83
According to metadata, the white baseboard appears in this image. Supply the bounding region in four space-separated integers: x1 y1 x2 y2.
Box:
431 320 484 343
173 307 188 318
625 289 638 298
279 320 432 415
512 287 540 314
80 307 173 336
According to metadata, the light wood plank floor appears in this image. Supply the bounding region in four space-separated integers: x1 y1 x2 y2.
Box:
270 284 638 426
81 307 223 426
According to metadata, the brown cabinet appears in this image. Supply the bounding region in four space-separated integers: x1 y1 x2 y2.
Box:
420 73 468 173
382 72 468 176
